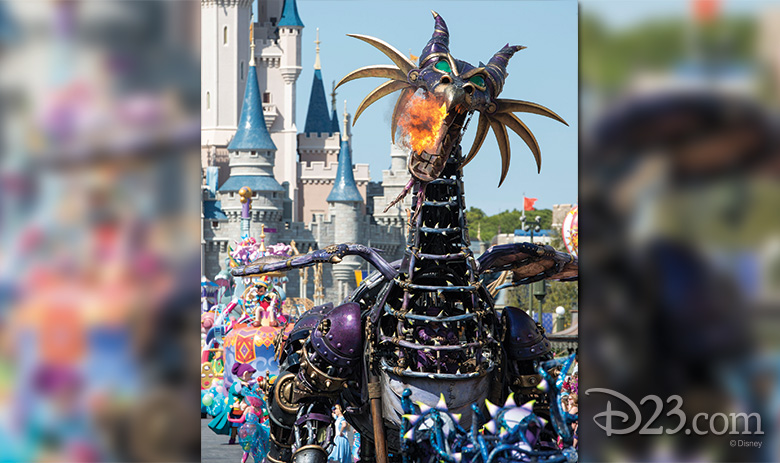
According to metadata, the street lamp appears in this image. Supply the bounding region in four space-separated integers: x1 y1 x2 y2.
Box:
520 215 542 243
555 306 566 332
521 214 543 318
533 279 546 329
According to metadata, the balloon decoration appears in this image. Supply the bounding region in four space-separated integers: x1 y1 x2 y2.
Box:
561 205 578 257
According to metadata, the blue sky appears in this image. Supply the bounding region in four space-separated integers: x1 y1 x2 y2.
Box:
265 0 578 214
581 0 774 30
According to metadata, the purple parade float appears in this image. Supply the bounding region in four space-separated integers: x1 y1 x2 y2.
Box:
232 12 578 463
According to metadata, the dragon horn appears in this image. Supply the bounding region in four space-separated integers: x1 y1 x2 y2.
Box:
336 65 409 89
419 11 450 65
496 98 568 126
353 80 411 125
492 112 541 173
346 34 416 75
461 113 490 169
488 117 512 187
485 44 526 97
391 88 414 144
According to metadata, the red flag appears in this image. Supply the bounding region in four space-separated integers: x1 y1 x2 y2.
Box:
693 0 719 23
524 197 538 211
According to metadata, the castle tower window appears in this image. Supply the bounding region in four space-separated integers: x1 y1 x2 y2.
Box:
223 26 228 45
240 61 244 80
206 92 210 109
263 92 272 103
212 221 220 229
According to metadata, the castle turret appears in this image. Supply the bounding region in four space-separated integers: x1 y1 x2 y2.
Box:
201 0 252 148
304 29 334 135
327 105 363 205
296 29 351 222
374 143 412 226
276 0 304 221
327 103 364 301
219 34 284 227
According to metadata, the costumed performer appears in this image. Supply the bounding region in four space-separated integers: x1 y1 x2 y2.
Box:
208 362 257 444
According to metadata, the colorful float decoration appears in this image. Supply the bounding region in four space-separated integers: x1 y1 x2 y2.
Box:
202 200 314 419
561 205 578 257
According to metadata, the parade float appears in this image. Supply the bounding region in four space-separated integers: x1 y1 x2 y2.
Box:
201 187 315 432
231 13 578 463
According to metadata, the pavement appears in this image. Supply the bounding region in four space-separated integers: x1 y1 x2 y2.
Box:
202 418 246 463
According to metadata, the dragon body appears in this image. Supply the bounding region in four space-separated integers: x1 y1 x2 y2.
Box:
232 12 577 463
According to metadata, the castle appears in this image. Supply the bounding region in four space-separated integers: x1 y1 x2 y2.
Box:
200 0 408 302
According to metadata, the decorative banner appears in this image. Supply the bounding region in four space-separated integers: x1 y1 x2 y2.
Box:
532 313 554 334
222 323 293 387
561 205 578 257
354 270 369 286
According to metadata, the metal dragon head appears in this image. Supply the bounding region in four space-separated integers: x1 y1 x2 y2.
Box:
336 11 568 186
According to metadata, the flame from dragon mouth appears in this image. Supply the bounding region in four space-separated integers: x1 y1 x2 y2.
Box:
397 92 448 155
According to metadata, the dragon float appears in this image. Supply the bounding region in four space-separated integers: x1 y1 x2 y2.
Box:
232 12 578 463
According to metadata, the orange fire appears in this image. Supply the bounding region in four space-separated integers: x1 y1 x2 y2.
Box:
398 93 448 154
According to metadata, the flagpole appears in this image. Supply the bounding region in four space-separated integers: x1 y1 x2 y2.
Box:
522 192 526 220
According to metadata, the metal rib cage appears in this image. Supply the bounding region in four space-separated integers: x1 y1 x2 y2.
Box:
375 147 500 379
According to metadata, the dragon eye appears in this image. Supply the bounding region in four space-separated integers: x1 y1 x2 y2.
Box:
469 75 486 87
434 60 452 73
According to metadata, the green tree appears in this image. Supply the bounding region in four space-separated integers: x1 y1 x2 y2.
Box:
504 280 578 326
581 13 756 91
467 207 553 244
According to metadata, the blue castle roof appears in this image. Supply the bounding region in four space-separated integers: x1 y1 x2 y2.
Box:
330 108 340 135
218 175 284 193
327 138 363 203
304 69 333 134
228 65 277 152
277 0 304 28
204 200 228 220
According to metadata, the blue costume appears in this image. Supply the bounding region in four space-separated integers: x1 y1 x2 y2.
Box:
328 416 351 463
208 381 247 435
238 406 270 462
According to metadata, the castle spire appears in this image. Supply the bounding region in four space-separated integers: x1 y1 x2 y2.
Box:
227 50 275 152
314 28 321 70
327 102 362 203
330 81 340 135
342 100 349 141
278 0 304 28
303 28 332 134
249 16 256 66
331 80 337 110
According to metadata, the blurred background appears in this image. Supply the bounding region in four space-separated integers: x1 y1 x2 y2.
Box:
580 0 780 461
0 1 200 462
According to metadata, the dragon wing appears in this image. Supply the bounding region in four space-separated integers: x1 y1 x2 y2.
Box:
231 244 398 280
476 242 577 286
